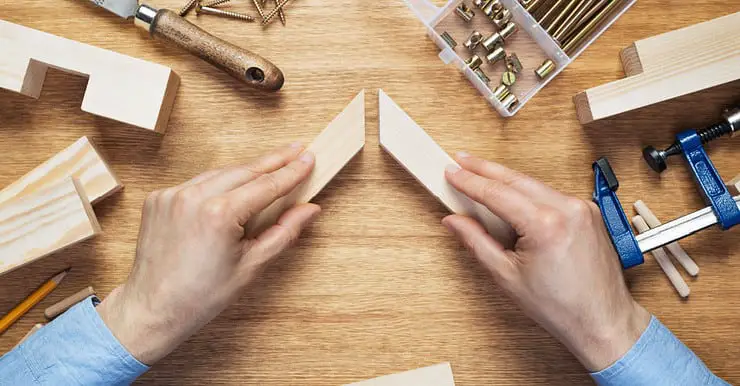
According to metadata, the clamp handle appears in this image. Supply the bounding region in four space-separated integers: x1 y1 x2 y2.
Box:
592 158 644 269
678 130 740 229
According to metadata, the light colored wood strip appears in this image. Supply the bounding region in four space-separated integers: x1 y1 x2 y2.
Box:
0 20 180 133
632 216 690 298
0 178 101 277
574 12 740 124
245 91 366 237
634 200 699 276
378 89 515 247
14 323 44 348
345 363 455 386
44 286 96 320
0 137 122 206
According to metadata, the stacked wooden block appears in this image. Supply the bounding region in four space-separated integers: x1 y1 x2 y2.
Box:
0 137 122 276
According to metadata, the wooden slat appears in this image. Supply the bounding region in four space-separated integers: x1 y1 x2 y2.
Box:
245 90 366 237
574 12 740 124
0 20 180 133
345 363 455 386
378 89 515 247
0 136 122 206
0 178 101 277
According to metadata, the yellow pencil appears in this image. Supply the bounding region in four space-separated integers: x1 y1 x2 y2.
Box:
0 269 69 335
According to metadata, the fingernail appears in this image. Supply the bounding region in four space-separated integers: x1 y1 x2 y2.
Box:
300 152 315 163
289 141 303 148
445 164 461 174
456 151 471 159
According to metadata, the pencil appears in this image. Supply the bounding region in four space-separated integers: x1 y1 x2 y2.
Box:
0 269 69 335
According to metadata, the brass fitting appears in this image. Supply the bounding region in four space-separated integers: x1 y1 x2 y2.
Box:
482 22 517 51
466 55 484 70
535 59 555 79
464 31 484 50
455 3 475 23
485 46 506 64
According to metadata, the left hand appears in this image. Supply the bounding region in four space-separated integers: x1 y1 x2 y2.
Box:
97 143 320 365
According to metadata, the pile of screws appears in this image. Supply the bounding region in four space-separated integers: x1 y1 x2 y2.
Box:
178 0 290 26
453 0 521 111
526 0 625 79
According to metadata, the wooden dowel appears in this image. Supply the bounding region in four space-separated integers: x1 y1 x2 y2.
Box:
634 200 699 276
632 216 690 298
44 286 96 320
728 174 740 195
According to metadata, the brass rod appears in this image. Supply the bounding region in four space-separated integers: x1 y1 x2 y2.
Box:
559 0 609 43
553 0 592 41
563 0 621 54
539 0 566 27
546 0 580 34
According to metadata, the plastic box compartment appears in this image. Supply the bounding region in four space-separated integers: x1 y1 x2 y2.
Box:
403 0 636 117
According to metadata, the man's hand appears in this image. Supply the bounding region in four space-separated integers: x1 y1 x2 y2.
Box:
443 152 651 372
97 143 320 365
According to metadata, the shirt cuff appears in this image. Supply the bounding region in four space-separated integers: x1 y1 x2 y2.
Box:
591 315 727 386
17 296 149 385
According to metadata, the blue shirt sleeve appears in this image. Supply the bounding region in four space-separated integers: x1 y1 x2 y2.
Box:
591 315 728 386
0 296 148 386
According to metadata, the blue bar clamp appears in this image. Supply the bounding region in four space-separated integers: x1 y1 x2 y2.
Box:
593 129 740 269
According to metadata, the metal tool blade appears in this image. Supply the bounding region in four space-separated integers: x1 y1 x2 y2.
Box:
637 195 740 253
89 0 139 19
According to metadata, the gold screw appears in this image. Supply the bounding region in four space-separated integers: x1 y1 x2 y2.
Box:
275 0 286 25
252 0 267 19
178 0 198 16
196 5 255 21
262 0 290 25
201 0 231 7
502 71 516 86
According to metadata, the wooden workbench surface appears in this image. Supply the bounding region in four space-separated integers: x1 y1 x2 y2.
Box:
1 1 739 384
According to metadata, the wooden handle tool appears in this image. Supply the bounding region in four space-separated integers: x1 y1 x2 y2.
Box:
136 6 284 91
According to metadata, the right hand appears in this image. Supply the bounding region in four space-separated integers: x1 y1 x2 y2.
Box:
443 152 651 372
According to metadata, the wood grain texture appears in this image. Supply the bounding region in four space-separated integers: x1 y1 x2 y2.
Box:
151 9 284 91
0 136 122 206
0 20 180 132
574 11 740 124
345 362 455 386
0 178 101 277
245 90 365 236
0 1 739 385
379 89 515 247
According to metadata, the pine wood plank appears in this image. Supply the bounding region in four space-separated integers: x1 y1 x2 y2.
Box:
0 178 101 277
0 136 122 206
345 363 455 386
574 12 740 124
245 90 366 237
0 20 180 133
378 89 515 247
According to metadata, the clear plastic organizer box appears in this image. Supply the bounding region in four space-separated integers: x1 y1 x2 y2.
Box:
403 0 636 117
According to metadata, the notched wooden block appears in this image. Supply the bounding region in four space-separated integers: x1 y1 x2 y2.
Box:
0 20 180 133
345 363 455 386
0 178 101 277
574 12 740 124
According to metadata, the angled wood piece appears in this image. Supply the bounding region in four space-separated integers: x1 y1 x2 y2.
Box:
245 91 366 237
379 90 515 247
0 20 180 133
0 178 101 277
574 12 740 124
345 363 455 386
0 137 122 206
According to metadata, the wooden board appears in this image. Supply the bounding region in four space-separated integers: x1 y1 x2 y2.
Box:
0 136 122 206
345 363 455 386
729 175 740 196
379 89 515 247
0 20 180 133
574 12 740 124
1 2 739 385
245 90 365 237
0 178 101 277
